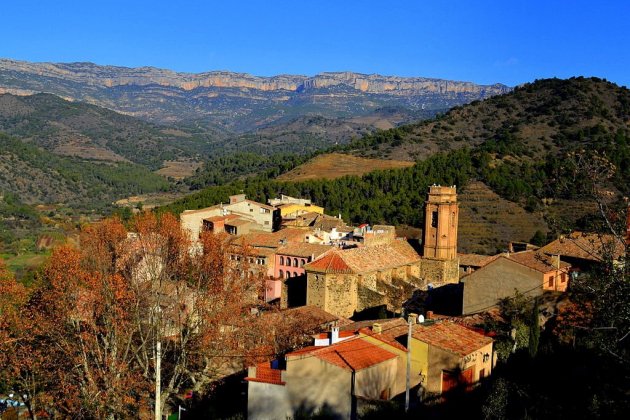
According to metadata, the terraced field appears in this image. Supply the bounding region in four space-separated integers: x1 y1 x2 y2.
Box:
458 181 548 254
276 153 414 182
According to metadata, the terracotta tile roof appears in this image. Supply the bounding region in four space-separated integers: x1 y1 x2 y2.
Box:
358 318 409 352
305 239 421 274
540 232 625 262
203 214 240 223
246 361 285 385
286 338 398 371
261 306 341 331
276 243 334 258
458 253 500 267
412 321 493 356
225 218 254 227
305 251 354 274
506 250 570 273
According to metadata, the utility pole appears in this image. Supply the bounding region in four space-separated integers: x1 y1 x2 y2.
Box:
155 339 161 420
405 316 412 413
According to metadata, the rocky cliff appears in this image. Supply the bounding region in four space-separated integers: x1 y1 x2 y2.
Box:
0 58 510 132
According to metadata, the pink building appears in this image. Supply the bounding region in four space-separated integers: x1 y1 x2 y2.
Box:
274 243 334 279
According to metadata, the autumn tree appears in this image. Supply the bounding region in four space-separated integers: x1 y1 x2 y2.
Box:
1 213 275 418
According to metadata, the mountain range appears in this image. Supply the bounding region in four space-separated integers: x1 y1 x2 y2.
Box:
0 59 510 134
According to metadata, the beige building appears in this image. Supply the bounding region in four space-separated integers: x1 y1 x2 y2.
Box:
180 194 281 240
461 250 571 315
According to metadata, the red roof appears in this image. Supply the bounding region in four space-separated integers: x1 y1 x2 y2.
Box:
305 251 354 274
412 321 493 356
286 338 398 371
246 362 285 385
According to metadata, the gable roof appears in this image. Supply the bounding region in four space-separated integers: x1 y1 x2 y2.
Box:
458 253 500 268
506 250 570 273
411 321 493 356
305 239 421 274
540 232 625 262
286 337 398 371
234 228 308 249
358 318 409 352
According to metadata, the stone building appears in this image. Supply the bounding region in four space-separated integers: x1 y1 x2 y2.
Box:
305 240 423 318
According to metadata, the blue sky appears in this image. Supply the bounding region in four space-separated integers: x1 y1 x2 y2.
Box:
2 0 629 87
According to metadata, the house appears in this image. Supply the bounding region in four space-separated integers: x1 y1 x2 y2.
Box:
246 331 398 420
359 317 494 396
461 251 571 315
539 231 626 272
305 240 423 318
180 194 281 240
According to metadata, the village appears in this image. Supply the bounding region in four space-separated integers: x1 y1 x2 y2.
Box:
177 186 628 419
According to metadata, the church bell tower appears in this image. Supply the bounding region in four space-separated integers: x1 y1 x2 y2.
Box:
419 185 460 286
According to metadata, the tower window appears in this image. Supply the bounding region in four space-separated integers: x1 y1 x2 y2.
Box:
431 211 438 228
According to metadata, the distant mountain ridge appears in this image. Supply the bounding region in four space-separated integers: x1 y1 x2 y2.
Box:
0 58 510 131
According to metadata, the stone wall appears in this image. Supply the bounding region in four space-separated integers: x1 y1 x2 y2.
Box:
420 257 460 286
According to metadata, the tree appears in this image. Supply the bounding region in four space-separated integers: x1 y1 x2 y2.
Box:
1 213 275 418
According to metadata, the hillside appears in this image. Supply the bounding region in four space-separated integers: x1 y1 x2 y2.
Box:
0 93 210 169
0 59 509 134
0 133 170 206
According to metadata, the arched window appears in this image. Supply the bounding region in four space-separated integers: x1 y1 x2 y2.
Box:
293 258 298 267
280 256 284 266
279 270 284 279
285 271 290 279
301 259 306 267
292 271 298 277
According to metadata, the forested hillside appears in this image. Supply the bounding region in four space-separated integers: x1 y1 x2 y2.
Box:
0 93 210 169
0 133 170 206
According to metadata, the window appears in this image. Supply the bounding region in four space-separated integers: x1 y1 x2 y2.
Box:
285 271 290 279
293 258 298 267
250 208 254 212
548 275 554 287
301 259 306 267
292 271 298 277
479 368 485 379
451 212 456 227
280 256 284 266
279 270 284 278
431 211 438 228
264 221 270 225
561 273 567 283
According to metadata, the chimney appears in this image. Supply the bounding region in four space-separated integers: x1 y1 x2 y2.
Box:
372 323 382 334
330 326 340 344
408 313 418 324
426 311 433 320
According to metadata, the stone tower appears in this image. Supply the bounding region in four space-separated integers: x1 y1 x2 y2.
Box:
423 185 458 258
420 185 459 286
